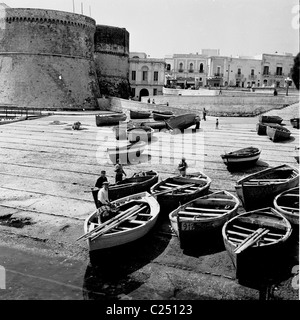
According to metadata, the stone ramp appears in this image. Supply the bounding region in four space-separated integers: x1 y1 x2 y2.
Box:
261 102 299 120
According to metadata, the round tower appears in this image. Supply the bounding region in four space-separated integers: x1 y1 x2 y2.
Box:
94 25 130 99
0 7 100 109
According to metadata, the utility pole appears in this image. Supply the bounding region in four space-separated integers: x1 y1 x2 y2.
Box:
81 2 83 14
72 0 75 13
89 5 91 17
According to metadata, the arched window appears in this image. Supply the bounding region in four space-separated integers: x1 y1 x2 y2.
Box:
189 63 194 72
199 63 204 73
179 62 183 72
167 64 171 71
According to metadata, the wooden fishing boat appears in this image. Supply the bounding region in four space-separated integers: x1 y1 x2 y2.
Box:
96 112 127 126
166 113 198 131
290 118 299 129
150 172 211 214
259 115 283 124
221 147 261 168
82 192 160 251
266 125 291 142
152 111 174 121
222 207 292 280
127 126 155 142
140 121 167 130
256 122 278 135
107 141 147 164
130 110 151 119
169 191 239 248
235 164 299 211
91 171 159 207
274 187 299 226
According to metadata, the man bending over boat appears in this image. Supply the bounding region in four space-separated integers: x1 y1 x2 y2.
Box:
97 182 117 223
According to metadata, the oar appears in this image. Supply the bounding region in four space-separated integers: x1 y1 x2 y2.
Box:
150 183 195 197
234 228 269 254
76 204 139 241
90 205 147 241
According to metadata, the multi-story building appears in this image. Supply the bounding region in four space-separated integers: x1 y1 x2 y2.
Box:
129 52 165 100
164 50 220 89
165 51 296 89
259 53 295 88
223 56 262 88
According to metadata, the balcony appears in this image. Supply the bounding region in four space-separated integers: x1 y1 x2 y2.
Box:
214 73 223 77
178 69 184 73
274 72 285 77
262 72 270 76
249 75 257 80
235 73 244 78
188 70 194 73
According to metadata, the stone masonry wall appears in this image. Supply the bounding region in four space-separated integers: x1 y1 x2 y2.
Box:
0 8 100 109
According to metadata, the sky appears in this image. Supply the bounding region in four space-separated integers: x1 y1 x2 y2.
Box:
2 0 299 58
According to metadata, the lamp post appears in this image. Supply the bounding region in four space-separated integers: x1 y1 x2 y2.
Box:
285 77 293 96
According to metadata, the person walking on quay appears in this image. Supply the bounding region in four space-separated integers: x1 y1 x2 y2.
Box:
202 108 207 121
216 118 219 129
178 157 188 177
95 170 108 190
219 87 222 95
148 98 151 103
152 99 156 104
115 159 127 183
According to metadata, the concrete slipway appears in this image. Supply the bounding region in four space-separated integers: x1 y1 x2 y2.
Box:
0 103 299 300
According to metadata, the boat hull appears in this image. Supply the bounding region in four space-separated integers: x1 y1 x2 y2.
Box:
259 115 283 124
221 147 261 169
127 126 154 143
169 191 239 248
153 113 174 121
256 122 278 135
166 113 197 131
107 141 147 164
222 208 292 282
130 110 151 119
151 174 211 215
84 192 160 251
141 121 167 130
267 125 291 142
96 113 127 126
235 165 299 211
274 187 299 226
290 118 299 129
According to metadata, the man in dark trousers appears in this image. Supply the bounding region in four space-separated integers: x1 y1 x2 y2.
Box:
115 159 127 183
95 170 108 189
178 157 188 176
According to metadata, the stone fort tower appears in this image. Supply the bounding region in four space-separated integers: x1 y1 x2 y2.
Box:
94 25 130 99
0 7 101 109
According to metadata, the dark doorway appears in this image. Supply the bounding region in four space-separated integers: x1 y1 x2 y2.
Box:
139 89 149 101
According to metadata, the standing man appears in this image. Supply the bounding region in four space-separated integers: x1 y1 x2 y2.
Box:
178 157 188 176
95 170 108 189
202 108 207 121
115 159 127 183
97 182 115 223
216 118 219 129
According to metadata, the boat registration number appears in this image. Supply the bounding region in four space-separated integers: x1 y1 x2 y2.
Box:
181 222 195 231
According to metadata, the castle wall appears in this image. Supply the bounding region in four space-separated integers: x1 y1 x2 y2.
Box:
0 8 100 109
94 25 130 99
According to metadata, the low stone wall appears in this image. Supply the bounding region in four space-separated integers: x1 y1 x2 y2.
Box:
100 95 299 117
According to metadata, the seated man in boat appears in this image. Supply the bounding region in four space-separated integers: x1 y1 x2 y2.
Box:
97 182 116 223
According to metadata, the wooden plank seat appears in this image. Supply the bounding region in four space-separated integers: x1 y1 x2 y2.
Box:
129 220 146 225
185 206 228 214
165 182 182 187
231 225 283 238
178 210 220 217
279 205 299 212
